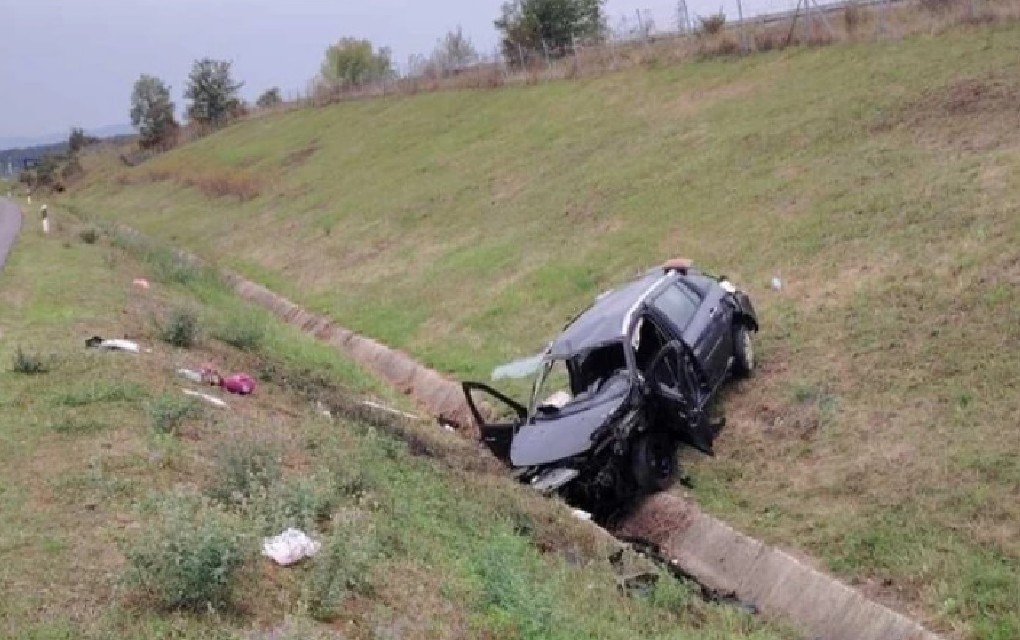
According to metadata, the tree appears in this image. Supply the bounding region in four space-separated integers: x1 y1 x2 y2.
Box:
432 27 479 73
496 0 605 62
256 87 282 109
184 58 244 127
319 38 394 90
68 127 97 154
130 74 178 148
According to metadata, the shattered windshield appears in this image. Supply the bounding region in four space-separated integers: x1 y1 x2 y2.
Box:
528 340 631 421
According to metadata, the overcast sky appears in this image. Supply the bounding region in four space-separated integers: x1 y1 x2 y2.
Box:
0 0 797 142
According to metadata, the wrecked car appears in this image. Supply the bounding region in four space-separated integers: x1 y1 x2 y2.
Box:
463 259 758 513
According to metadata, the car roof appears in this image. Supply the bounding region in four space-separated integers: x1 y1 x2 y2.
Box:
548 268 669 357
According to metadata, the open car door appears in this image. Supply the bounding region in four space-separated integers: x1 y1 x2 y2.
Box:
462 381 527 464
644 340 716 456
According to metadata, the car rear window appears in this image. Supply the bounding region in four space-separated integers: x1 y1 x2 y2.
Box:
652 284 699 332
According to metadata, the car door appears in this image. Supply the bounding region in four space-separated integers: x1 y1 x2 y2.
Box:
462 382 527 464
679 281 732 390
644 340 715 455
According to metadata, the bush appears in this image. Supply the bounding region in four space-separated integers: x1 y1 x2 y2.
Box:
258 474 339 536
78 228 98 244
308 521 377 621
207 439 282 505
213 313 266 352
11 347 48 374
159 307 200 348
699 13 727 35
147 393 201 434
125 499 248 612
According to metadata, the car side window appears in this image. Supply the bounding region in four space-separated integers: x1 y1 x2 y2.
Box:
652 284 699 333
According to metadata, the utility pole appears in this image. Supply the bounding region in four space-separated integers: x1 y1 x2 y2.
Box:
677 0 691 34
736 0 748 52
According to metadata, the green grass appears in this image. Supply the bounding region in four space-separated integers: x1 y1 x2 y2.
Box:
64 22 1020 638
0 175 789 639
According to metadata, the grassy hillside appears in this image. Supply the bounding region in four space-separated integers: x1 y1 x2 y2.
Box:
0 211 789 638
68 22 1020 639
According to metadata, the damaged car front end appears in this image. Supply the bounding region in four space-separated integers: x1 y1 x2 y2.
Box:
463 262 758 515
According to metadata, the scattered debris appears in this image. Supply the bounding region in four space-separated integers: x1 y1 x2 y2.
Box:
262 528 321 566
85 336 141 354
771 275 783 291
221 373 256 395
198 365 257 395
361 399 420 421
176 368 203 383
133 277 151 290
571 508 593 521
182 388 229 409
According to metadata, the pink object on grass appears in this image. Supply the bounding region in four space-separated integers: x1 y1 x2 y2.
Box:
220 373 256 395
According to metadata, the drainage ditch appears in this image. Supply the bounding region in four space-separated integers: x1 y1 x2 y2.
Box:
106 223 945 640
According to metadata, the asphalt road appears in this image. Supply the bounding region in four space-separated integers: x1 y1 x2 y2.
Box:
0 198 23 271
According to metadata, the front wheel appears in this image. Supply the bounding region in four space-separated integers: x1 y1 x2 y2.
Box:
732 325 755 378
631 432 678 493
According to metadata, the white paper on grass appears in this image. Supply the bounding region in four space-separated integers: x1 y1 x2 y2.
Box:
262 528 321 566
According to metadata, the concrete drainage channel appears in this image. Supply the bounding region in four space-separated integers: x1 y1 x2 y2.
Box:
110 223 944 640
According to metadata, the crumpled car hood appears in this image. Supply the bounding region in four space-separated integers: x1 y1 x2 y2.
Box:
510 385 629 467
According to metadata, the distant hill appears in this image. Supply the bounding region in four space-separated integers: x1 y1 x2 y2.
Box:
0 127 136 176
0 124 134 152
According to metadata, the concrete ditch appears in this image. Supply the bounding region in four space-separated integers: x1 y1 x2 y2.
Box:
107 222 945 640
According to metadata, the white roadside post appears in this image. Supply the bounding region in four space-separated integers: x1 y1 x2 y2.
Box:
40 204 49 235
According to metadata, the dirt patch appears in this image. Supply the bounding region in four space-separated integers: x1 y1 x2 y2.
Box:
282 141 320 168
880 76 1020 151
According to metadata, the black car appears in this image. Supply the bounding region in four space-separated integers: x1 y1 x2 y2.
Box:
462 260 758 513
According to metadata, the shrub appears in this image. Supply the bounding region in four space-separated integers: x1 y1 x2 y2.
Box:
147 393 201 434
78 228 99 244
699 13 727 35
159 307 200 348
11 347 48 374
843 2 865 34
125 499 248 612
308 521 377 621
207 439 282 505
920 0 957 14
213 313 265 352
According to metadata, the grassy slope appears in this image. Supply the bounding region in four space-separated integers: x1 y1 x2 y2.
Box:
0 211 790 638
68 23 1020 639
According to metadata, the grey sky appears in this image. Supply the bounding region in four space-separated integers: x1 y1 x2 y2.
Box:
0 0 796 142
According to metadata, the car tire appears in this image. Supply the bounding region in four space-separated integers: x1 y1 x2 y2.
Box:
733 324 755 378
632 432 677 493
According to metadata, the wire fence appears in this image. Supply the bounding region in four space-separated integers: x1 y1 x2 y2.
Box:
263 0 1016 111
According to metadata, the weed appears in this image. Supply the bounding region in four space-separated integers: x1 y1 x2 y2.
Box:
207 439 282 505
159 307 200 348
213 312 265 352
147 393 201 434
11 347 48 375
78 228 99 244
699 13 727 35
473 532 556 638
258 474 339 535
51 417 109 435
307 521 377 622
50 381 145 407
125 498 248 612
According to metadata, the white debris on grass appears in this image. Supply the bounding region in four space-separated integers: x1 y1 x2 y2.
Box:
262 528 321 566
182 388 229 409
361 399 421 421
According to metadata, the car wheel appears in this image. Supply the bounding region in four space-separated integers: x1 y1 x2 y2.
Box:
733 325 755 377
632 432 677 493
